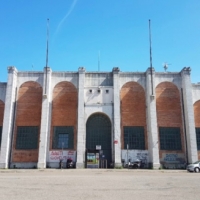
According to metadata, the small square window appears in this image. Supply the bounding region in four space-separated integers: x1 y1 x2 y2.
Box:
106 90 109 93
97 89 101 93
89 89 92 93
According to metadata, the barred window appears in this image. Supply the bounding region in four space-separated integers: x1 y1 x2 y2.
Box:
52 126 74 149
196 128 200 150
0 126 2 147
124 126 145 150
159 127 182 150
16 126 39 149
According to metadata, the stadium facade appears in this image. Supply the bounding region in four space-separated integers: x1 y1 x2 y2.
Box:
0 66 200 169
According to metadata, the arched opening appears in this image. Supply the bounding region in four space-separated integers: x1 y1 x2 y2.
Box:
156 82 185 168
0 100 5 147
49 81 78 168
86 113 112 168
194 100 200 160
12 81 42 166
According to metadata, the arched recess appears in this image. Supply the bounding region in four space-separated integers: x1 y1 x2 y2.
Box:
156 82 185 164
120 82 147 150
0 100 5 147
194 100 200 160
86 112 112 168
12 81 42 163
50 81 78 151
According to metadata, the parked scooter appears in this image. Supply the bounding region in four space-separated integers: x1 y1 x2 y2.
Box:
128 159 145 169
66 158 74 168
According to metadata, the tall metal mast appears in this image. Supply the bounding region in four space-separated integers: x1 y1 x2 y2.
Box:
45 18 49 95
149 19 154 96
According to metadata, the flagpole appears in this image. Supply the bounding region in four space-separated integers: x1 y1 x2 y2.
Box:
45 18 49 95
149 19 154 96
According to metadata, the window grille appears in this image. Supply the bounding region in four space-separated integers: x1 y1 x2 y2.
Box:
159 127 182 150
123 126 145 150
196 128 200 150
0 126 2 147
53 126 74 149
16 126 39 149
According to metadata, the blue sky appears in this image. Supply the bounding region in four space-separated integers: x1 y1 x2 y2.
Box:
0 0 200 83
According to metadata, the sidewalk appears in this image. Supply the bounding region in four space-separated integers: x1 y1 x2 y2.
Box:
0 168 187 173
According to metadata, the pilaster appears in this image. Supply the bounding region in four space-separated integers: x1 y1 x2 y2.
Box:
37 67 52 169
181 67 198 163
0 66 17 168
112 67 122 167
146 67 160 169
76 67 86 168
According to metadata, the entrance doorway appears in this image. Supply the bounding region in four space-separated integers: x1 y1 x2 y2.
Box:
86 113 112 168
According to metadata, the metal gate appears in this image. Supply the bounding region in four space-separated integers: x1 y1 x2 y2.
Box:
86 113 112 168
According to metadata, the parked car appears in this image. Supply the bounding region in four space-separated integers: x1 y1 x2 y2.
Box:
187 161 200 172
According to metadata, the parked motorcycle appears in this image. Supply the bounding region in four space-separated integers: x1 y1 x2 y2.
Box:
127 159 145 169
66 158 74 168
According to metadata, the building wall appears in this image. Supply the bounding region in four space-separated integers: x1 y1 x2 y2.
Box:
120 81 147 149
50 81 78 151
0 83 7 103
0 100 4 127
194 100 200 160
156 82 185 160
0 68 200 168
12 81 42 163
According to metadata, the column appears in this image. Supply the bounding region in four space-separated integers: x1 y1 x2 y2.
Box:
146 67 160 169
0 67 17 168
76 67 86 168
181 67 198 163
37 67 52 169
112 67 122 167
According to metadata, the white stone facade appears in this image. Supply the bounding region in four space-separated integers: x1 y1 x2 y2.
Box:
0 66 200 169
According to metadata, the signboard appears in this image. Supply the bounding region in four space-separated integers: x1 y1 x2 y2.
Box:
114 140 118 144
87 153 99 168
96 145 101 150
49 150 76 162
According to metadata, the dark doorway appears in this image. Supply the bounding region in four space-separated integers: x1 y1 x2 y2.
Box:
86 113 112 168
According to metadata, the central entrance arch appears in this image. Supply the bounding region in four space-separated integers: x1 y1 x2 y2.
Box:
86 113 112 168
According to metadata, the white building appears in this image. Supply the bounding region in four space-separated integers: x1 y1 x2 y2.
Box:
0 66 200 169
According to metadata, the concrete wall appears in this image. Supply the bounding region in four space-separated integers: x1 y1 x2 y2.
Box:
0 67 200 168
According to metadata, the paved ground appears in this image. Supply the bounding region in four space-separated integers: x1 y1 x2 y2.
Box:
0 169 199 200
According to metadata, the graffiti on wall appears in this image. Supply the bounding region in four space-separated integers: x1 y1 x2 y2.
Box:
121 150 149 167
160 153 186 169
48 150 76 162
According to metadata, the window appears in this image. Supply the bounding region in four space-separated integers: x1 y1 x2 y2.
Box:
53 126 74 149
89 89 92 93
0 126 2 147
124 126 145 150
159 127 182 150
196 128 200 150
106 89 109 94
16 126 39 149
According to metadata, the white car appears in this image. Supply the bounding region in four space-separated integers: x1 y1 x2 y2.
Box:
187 161 200 172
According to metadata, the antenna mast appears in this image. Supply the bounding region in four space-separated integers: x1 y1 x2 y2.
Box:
149 19 154 96
45 18 49 95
